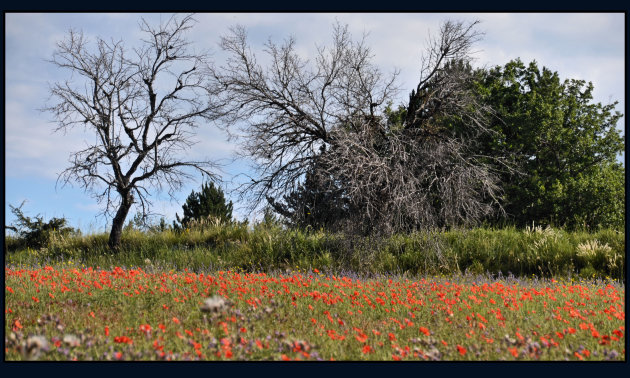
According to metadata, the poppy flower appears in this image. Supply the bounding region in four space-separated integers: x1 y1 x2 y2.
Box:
355 333 368 343
457 345 466 355
509 347 518 358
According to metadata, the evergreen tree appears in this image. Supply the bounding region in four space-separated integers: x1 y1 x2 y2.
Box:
267 161 351 230
176 182 233 227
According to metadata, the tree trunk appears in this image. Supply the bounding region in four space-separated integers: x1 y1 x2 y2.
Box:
108 192 133 251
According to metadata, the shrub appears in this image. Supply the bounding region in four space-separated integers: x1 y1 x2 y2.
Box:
7 201 77 250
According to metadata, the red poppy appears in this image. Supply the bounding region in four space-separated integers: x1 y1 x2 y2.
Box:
509 347 518 358
457 345 466 355
114 336 133 344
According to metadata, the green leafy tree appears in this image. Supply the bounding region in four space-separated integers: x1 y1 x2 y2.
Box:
475 59 624 229
175 182 233 228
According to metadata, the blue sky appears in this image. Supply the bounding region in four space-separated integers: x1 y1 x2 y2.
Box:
4 12 625 233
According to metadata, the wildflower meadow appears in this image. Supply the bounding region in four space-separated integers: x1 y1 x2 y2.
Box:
5 264 624 361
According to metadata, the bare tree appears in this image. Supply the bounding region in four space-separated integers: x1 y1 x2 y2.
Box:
218 19 507 234
318 20 507 234
404 20 494 138
214 22 399 208
44 14 225 249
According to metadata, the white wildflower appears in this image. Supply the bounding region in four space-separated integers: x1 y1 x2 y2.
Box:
200 295 227 313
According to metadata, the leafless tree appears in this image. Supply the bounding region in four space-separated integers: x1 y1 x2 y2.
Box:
318 20 506 234
218 19 507 234
214 22 399 207
44 14 225 249
404 20 492 136
319 127 503 234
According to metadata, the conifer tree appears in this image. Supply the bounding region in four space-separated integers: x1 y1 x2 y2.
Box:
176 182 233 227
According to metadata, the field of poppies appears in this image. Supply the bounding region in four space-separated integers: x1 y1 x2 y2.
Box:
4 264 625 361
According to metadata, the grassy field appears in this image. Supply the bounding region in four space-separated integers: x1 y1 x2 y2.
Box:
4 223 625 361
4 265 625 361
4 223 625 280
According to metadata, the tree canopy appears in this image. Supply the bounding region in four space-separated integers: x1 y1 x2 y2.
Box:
475 59 624 229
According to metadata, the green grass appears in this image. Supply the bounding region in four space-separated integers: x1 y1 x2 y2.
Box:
5 224 625 280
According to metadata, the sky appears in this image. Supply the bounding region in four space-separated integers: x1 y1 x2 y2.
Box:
4 12 625 233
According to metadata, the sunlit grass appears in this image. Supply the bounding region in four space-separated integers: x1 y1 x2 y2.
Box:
5 224 625 280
